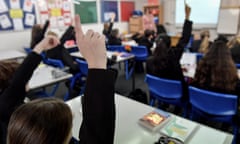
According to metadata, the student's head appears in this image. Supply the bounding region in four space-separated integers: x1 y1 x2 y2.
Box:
31 24 43 48
200 30 210 40
144 29 155 39
227 36 240 49
110 29 119 38
47 30 58 37
103 23 109 30
194 41 238 91
0 60 20 92
152 34 171 67
156 33 171 48
214 35 228 43
7 98 73 144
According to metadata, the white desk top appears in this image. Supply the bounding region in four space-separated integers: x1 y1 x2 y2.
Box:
28 64 72 90
66 94 233 144
0 50 26 61
122 40 138 46
70 51 134 63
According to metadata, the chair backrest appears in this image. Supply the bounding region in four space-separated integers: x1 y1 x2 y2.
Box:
235 63 240 69
130 45 148 61
145 74 182 99
189 86 238 116
107 45 125 52
24 47 32 54
75 59 88 76
196 53 204 62
44 58 65 68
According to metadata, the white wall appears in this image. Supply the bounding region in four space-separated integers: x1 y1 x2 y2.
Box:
0 0 238 51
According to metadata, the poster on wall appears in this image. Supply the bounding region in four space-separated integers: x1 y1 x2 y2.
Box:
0 0 36 31
37 0 73 28
120 1 135 22
74 0 97 24
101 1 118 22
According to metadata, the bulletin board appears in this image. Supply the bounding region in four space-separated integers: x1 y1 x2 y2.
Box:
0 0 36 31
101 1 118 22
120 1 135 22
37 0 73 28
74 1 97 24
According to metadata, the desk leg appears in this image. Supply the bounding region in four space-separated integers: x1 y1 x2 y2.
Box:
131 61 136 91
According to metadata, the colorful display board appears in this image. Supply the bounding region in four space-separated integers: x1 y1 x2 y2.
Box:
37 0 73 27
101 1 118 22
0 0 36 31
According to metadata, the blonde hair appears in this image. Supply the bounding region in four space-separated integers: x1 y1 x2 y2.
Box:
199 36 210 54
227 36 240 49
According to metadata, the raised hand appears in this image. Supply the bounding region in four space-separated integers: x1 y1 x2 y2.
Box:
185 3 191 20
33 35 60 54
74 15 107 69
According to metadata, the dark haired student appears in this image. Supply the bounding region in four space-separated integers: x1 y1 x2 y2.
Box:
1 15 117 144
146 4 193 109
0 35 60 144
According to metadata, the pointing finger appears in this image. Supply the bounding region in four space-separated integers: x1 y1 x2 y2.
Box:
74 15 84 38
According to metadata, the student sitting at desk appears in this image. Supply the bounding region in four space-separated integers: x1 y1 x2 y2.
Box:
228 35 240 63
137 29 155 55
103 13 116 40
190 30 212 54
31 22 79 75
191 40 240 95
108 28 122 45
146 3 192 102
2 15 117 144
0 35 60 144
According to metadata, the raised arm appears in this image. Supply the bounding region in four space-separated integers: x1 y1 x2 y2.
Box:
75 15 116 144
0 36 60 124
175 4 193 59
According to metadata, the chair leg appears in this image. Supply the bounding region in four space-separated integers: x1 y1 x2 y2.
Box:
150 98 155 106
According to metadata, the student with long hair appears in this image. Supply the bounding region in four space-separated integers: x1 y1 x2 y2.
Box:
192 41 240 94
103 13 116 40
146 4 192 101
0 35 60 144
7 98 72 144
31 22 79 74
228 36 240 63
4 15 117 144
190 30 212 53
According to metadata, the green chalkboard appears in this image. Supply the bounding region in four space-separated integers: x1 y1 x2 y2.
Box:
74 1 97 24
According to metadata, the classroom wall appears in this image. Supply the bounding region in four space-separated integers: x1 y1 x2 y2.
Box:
0 0 239 51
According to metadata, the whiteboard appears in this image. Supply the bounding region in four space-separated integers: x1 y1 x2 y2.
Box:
217 9 240 34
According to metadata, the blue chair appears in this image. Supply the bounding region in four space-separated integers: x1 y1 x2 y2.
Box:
196 53 204 63
65 59 88 100
235 64 240 69
145 74 187 117
129 45 148 61
189 86 238 144
107 45 125 52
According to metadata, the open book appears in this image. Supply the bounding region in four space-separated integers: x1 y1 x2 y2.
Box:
160 116 199 143
138 109 171 132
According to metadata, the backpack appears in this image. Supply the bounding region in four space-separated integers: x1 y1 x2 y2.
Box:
128 89 148 104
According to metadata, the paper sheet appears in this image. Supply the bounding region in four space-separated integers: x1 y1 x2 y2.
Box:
23 0 33 12
25 13 35 26
10 0 20 9
40 14 49 24
0 14 12 29
57 16 64 27
63 1 71 11
10 9 24 19
0 0 8 13
13 18 24 30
